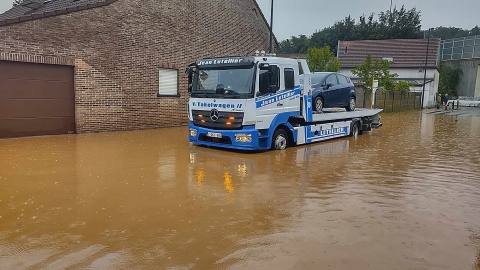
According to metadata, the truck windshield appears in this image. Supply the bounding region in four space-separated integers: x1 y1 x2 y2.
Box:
192 67 255 98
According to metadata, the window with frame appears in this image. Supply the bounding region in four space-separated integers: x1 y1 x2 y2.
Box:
337 75 349 84
325 75 337 86
258 65 279 95
284 68 295 90
158 68 178 96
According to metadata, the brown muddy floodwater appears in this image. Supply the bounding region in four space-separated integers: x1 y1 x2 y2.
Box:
1 109 480 270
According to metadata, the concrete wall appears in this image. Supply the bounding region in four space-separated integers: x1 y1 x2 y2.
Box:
443 59 480 98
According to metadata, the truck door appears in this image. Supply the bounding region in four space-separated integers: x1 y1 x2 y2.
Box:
255 65 284 129
281 67 301 113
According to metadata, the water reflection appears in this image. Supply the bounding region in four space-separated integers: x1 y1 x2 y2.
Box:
0 109 479 269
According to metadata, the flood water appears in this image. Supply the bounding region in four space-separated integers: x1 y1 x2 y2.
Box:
1 109 480 270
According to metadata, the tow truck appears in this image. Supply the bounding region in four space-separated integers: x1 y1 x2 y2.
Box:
186 52 382 151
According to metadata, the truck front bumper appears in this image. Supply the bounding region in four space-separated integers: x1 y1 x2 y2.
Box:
188 123 263 151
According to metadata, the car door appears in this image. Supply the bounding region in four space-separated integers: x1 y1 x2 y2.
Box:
336 74 351 106
323 74 339 107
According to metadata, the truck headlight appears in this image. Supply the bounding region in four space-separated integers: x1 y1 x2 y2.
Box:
234 133 252 143
189 128 197 137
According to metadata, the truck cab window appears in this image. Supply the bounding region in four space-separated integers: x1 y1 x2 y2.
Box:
284 68 294 90
259 65 279 95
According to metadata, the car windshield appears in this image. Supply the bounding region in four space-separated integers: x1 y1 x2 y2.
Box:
192 67 255 98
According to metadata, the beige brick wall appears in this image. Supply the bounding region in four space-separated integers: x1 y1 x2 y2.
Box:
0 0 272 133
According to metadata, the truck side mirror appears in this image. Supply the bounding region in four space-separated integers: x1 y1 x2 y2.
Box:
187 71 193 93
185 64 196 93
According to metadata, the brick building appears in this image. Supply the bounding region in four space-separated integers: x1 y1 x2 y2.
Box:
0 0 274 138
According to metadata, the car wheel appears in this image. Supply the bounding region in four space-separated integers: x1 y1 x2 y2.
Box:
314 97 324 112
271 129 288 150
346 97 356 111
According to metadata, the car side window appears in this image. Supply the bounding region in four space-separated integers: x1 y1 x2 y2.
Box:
325 75 337 86
337 75 349 84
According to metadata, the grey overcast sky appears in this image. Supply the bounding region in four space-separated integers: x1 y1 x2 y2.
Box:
256 0 480 40
0 0 478 41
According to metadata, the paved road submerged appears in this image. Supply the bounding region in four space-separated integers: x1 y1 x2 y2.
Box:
1 109 479 269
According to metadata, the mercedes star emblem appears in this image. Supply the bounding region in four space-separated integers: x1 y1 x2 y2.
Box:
210 109 220 122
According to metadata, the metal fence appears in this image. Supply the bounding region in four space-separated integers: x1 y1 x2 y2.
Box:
441 35 480 61
356 87 422 112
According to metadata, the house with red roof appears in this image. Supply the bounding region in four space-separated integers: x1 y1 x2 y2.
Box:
337 38 441 108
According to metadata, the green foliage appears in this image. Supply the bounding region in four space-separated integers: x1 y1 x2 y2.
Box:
393 80 413 92
377 6 422 39
438 63 462 96
278 6 422 54
277 35 310 54
351 55 397 91
306 46 340 72
13 0 23 6
429 26 480 40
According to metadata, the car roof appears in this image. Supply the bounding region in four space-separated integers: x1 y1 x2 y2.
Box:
312 72 335 75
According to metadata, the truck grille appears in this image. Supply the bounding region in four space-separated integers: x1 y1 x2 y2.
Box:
192 110 244 130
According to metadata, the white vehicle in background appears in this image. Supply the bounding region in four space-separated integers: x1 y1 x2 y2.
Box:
186 52 382 151
451 97 480 107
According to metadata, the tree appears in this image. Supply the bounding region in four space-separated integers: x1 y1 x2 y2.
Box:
468 26 480 36
438 63 462 96
279 6 422 54
13 0 24 6
377 6 422 39
430 27 468 39
277 35 310 54
351 55 398 91
306 46 340 72
393 80 413 92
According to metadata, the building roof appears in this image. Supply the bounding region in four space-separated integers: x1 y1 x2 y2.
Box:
0 0 116 26
337 38 441 68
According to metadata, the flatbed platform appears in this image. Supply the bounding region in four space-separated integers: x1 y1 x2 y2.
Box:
310 109 383 122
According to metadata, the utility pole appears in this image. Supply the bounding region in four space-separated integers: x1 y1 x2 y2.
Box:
389 0 392 13
269 0 274 53
421 28 431 109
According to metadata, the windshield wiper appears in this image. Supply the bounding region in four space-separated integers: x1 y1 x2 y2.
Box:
192 92 213 98
223 90 241 98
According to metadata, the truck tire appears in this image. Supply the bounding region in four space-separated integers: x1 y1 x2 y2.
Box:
350 121 360 137
346 97 356 111
314 97 324 112
271 129 288 150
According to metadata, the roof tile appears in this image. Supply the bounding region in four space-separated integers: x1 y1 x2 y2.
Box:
0 0 117 25
338 39 441 68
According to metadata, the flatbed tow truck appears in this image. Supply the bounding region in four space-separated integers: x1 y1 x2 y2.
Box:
186 52 382 151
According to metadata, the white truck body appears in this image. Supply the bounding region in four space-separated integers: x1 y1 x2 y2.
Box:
187 55 382 151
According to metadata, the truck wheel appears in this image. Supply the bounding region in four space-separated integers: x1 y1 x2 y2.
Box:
346 97 356 111
350 121 360 137
314 97 324 112
272 129 288 150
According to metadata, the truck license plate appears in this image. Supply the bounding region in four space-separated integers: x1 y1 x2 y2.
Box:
206 132 222 138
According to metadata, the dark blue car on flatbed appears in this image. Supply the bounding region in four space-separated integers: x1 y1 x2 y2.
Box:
301 72 356 112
